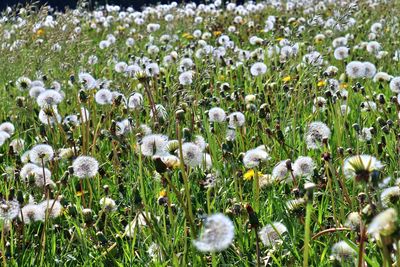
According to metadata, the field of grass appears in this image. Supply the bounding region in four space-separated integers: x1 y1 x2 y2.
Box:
0 0 400 266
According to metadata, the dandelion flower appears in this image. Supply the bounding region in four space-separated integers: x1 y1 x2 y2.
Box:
29 144 54 164
367 208 397 239
208 107 226 123
180 142 203 168
293 156 315 178
227 112 245 128
250 62 267 76
193 213 234 252
0 122 15 135
99 197 117 212
36 90 63 108
346 61 365 79
380 186 400 207
140 134 169 157
272 160 290 182
39 199 63 218
330 241 356 263
258 222 287 247
243 147 270 168
0 200 20 220
389 77 400 93
305 121 331 149
343 155 383 181
72 156 99 178
19 204 45 224
95 89 112 105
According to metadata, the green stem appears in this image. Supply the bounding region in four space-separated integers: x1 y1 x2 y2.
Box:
303 201 312 267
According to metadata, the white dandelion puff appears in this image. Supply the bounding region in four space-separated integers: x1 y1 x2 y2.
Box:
258 222 287 247
72 156 99 178
193 213 235 252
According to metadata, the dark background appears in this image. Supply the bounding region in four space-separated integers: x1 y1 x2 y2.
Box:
0 0 177 11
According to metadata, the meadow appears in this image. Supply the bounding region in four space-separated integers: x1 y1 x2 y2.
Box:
0 0 400 266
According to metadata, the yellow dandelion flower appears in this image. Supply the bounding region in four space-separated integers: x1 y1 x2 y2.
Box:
213 31 222 37
317 80 326 87
276 37 284 41
340 83 348 89
243 169 263 181
159 190 167 197
283 76 291 82
182 33 194 39
244 169 254 180
76 191 84 197
36 29 45 37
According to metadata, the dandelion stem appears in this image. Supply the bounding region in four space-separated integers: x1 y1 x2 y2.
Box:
303 201 312 267
176 121 197 238
312 227 351 240
357 221 366 267
255 227 261 267
253 168 260 212
1 223 7 266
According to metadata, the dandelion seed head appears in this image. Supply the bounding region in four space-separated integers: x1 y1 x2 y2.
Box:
181 142 203 168
330 241 356 262
39 199 63 218
346 61 365 79
380 186 400 207
343 155 383 181
293 156 315 178
390 77 400 93
29 86 45 99
272 160 290 181
367 208 397 239
95 88 113 105
20 204 45 224
72 156 99 178
305 121 331 149
10 138 24 153
0 200 20 220
193 213 234 252
99 197 117 212
37 90 63 108
16 76 31 91
250 62 267 76
140 134 169 157
344 212 361 231
258 222 287 247
243 147 269 168
79 73 97 90
208 107 226 123
227 112 245 128
29 144 54 164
